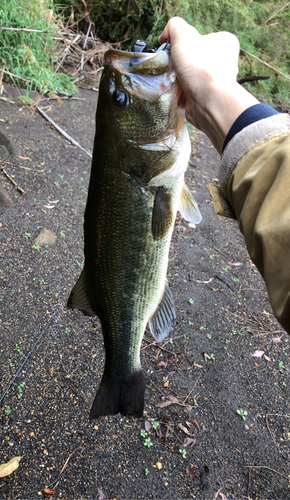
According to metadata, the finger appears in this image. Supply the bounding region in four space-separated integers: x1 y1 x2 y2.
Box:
158 16 197 45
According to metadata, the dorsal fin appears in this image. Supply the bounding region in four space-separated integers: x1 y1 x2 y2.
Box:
178 183 202 224
67 269 96 317
149 280 176 342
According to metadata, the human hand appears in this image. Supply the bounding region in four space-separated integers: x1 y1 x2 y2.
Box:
159 17 259 153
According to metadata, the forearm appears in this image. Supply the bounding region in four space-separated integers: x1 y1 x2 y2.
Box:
219 115 290 332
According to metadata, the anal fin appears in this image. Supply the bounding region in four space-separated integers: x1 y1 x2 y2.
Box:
149 279 176 342
67 269 96 316
179 183 202 224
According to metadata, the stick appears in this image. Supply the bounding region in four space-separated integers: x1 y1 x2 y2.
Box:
263 2 290 24
244 465 290 481
2 168 25 194
241 49 290 81
2 69 27 82
0 301 63 406
142 337 176 355
0 27 67 34
36 106 92 158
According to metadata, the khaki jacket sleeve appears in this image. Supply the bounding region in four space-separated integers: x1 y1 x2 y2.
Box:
218 114 290 333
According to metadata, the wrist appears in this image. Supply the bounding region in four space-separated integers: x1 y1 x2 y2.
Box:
188 81 259 154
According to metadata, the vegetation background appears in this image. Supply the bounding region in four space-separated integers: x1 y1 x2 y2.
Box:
0 0 289 104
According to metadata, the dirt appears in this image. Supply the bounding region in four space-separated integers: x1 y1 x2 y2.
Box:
0 84 290 500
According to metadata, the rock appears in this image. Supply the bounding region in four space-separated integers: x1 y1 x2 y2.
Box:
0 185 14 207
0 125 22 156
34 228 57 246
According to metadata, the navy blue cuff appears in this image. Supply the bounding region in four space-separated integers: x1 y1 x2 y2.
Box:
222 103 279 152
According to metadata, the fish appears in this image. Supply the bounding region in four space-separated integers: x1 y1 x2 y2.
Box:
67 45 202 418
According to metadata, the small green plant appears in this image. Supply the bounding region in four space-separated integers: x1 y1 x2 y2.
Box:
188 298 194 304
145 468 149 476
208 353 215 360
32 244 41 251
5 406 11 416
60 230 65 237
279 361 286 370
140 429 148 438
144 437 153 447
24 232 31 239
207 333 212 339
200 326 207 331
188 321 194 326
220 268 228 273
65 327 71 334
237 409 248 421
150 420 159 430
14 344 23 356
17 381 26 399
282 381 287 388
179 448 186 459
76 259 84 269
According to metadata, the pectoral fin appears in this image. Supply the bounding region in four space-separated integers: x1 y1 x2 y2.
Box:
179 183 202 224
149 280 176 342
152 187 174 241
67 269 96 316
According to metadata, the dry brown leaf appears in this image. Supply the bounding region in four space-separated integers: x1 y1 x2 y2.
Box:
167 395 179 403
144 420 152 432
252 350 264 357
186 466 199 479
183 437 196 448
158 361 168 368
157 400 173 408
0 456 23 478
43 488 56 495
264 355 271 362
178 423 195 437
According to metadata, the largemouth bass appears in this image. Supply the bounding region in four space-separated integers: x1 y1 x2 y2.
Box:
67 45 201 418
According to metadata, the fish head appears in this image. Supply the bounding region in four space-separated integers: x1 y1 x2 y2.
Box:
96 47 190 185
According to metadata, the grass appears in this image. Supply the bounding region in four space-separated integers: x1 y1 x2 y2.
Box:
0 0 75 95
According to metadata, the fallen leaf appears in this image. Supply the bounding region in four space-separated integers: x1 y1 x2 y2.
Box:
0 456 23 478
167 395 179 403
273 336 283 343
43 488 56 495
183 437 196 448
252 350 264 358
178 423 194 437
203 352 209 360
158 361 168 368
186 466 199 479
98 490 108 500
229 262 242 266
264 355 271 362
155 462 162 470
157 400 173 408
191 420 200 430
145 420 152 432
254 362 259 367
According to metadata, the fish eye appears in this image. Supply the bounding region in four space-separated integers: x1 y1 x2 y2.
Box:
114 89 129 107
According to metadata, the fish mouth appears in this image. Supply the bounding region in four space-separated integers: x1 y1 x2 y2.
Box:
104 48 170 76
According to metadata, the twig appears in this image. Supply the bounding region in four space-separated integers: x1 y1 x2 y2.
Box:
2 69 27 82
0 301 63 406
2 168 25 194
36 106 92 158
263 2 290 24
142 337 176 355
0 27 67 34
215 274 235 292
244 465 290 481
240 49 290 81
183 379 199 404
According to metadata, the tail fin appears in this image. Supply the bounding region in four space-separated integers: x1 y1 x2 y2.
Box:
90 371 145 419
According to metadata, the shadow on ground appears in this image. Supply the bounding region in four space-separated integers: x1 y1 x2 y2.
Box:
0 85 289 499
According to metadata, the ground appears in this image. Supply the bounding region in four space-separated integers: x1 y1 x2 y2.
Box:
0 84 290 500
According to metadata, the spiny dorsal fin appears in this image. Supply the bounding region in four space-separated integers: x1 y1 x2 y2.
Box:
67 269 96 317
179 183 202 224
152 187 174 241
149 280 176 342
